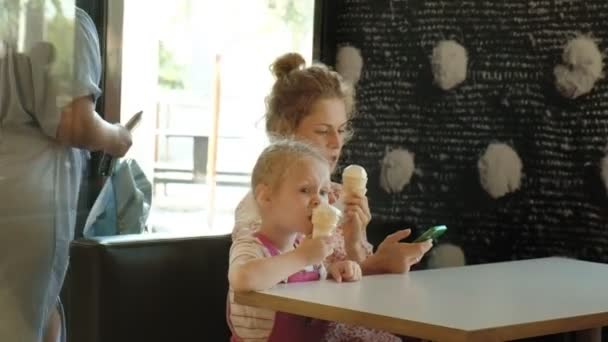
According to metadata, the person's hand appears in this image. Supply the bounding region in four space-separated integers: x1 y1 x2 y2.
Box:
328 260 362 282
341 193 372 252
328 182 342 205
295 236 334 265
373 229 433 274
106 123 132 157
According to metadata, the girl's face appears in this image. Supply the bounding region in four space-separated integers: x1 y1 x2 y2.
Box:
266 157 331 235
294 98 349 172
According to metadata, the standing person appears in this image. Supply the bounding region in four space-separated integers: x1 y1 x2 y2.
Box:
0 6 132 342
233 52 432 341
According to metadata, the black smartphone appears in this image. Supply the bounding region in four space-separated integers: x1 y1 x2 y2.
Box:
98 111 143 176
413 225 447 242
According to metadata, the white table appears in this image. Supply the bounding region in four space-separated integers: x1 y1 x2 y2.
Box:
235 257 608 341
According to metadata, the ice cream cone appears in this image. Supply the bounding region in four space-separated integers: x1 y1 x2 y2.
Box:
312 222 336 238
342 164 368 197
312 202 341 238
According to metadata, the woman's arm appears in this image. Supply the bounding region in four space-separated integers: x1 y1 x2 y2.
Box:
56 96 131 156
359 252 387 275
340 194 373 263
232 192 261 241
344 238 370 264
359 229 433 275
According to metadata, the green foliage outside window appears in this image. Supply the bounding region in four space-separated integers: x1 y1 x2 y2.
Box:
0 0 21 43
158 41 185 90
267 0 313 51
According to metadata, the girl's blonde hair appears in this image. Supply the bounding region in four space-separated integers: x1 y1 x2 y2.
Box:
265 53 356 137
251 138 329 192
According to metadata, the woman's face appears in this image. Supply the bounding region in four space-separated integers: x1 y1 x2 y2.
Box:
294 98 349 172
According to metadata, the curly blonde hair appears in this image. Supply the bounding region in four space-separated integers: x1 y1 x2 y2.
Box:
251 138 329 192
265 53 356 137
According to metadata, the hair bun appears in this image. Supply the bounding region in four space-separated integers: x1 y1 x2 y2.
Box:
271 53 305 79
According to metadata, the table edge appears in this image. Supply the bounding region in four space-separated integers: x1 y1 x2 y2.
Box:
235 291 608 342
234 291 470 342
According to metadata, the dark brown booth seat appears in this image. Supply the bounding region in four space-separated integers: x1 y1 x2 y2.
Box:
66 233 232 342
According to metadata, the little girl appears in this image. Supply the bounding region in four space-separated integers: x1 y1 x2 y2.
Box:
227 139 362 342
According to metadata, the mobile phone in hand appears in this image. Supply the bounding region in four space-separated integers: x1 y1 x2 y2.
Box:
124 110 143 131
413 225 447 243
98 110 143 176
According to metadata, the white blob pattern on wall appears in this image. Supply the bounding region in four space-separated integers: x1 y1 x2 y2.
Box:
336 45 364 85
478 143 523 199
380 148 415 194
431 40 467 91
427 243 466 269
554 35 604 99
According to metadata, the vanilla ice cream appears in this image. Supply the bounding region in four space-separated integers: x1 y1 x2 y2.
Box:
342 164 368 197
311 202 342 238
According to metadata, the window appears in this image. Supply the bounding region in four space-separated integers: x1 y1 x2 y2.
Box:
1 0 78 85
108 0 316 234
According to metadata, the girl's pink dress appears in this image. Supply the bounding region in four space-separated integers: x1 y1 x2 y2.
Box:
228 232 328 342
232 191 401 342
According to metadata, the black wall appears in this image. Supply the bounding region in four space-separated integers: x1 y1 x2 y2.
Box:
329 0 608 265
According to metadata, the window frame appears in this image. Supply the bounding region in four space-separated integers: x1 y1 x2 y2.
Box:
90 0 332 232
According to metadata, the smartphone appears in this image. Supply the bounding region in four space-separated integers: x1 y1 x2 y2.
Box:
125 110 143 131
413 225 447 243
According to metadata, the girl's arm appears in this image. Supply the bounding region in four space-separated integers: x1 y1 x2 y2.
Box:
229 250 309 292
327 260 362 282
229 237 333 292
